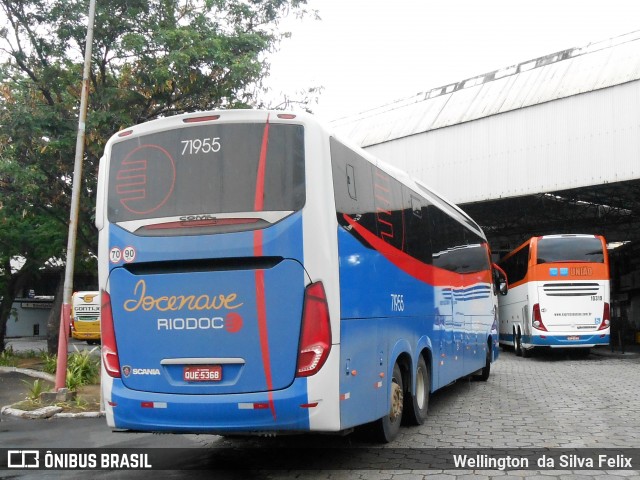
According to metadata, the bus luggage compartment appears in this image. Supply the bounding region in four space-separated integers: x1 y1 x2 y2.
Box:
108 259 305 395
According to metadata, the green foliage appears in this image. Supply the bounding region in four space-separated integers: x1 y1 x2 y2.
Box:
17 349 42 359
0 346 18 366
21 378 49 402
0 0 314 352
41 351 58 374
65 347 100 391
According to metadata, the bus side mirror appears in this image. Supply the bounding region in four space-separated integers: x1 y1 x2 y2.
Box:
492 263 508 296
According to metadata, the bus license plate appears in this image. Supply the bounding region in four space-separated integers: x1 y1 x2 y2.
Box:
184 365 222 382
567 336 580 341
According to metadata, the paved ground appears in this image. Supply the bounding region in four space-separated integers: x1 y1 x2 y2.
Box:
1 337 100 412
5 336 98 355
2 342 640 478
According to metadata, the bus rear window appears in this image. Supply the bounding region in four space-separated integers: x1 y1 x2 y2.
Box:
536 237 604 264
107 123 305 223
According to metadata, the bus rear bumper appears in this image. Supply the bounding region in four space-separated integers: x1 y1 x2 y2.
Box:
525 333 610 348
104 378 326 434
71 333 100 341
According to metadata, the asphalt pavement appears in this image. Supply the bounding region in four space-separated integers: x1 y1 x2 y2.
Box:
2 337 100 415
2 337 639 417
2 342 640 478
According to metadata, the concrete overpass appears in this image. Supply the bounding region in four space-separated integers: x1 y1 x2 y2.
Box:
332 31 640 250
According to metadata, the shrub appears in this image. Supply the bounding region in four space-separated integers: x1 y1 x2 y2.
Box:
21 378 48 402
0 346 18 367
65 348 100 390
41 352 58 374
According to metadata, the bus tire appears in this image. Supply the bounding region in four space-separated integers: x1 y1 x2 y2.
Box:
372 362 404 443
514 330 523 357
403 355 429 425
476 346 491 381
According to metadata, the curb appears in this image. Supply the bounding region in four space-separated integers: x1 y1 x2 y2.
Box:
0 366 104 419
0 365 56 382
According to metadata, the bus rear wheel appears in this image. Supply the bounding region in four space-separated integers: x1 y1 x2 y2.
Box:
403 356 430 425
372 362 404 443
514 330 523 357
475 345 491 381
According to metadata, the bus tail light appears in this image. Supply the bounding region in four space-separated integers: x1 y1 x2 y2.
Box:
532 303 548 331
598 303 611 330
296 282 331 377
101 290 121 378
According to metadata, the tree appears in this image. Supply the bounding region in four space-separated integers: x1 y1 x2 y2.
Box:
0 0 315 353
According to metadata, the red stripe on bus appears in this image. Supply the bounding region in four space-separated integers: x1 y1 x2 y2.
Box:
343 214 490 287
254 115 270 211
253 116 276 419
253 265 275 419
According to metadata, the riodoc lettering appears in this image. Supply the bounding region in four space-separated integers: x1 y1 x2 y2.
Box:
123 280 243 312
158 314 243 333
158 317 224 330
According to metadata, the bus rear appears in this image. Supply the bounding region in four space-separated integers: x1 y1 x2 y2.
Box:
528 234 610 350
96 111 340 434
70 291 101 345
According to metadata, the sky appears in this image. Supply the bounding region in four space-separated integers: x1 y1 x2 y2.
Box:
266 0 640 123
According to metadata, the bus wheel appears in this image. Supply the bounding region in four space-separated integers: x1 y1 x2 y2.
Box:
476 346 491 381
403 356 429 425
514 330 523 357
373 362 404 443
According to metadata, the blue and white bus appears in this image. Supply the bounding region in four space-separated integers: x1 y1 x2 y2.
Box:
96 109 504 442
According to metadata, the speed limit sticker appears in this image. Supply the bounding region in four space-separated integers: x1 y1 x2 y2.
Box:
109 247 122 264
122 246 136 263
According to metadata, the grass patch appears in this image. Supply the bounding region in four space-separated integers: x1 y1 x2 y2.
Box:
2 344 102 413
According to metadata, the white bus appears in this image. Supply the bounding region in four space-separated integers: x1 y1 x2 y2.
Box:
497 234 610 356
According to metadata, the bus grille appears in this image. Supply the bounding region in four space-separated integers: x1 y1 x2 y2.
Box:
542 282 600 297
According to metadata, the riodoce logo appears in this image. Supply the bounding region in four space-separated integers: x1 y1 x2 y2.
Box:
123 280 244 312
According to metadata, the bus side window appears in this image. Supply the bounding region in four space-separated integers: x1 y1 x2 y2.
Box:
404 189 432 265
346 164 357 200
373 168 405 250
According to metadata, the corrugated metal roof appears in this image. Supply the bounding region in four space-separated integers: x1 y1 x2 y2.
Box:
332 30 640 147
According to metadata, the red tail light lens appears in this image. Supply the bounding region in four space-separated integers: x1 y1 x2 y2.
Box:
598 303 611 331
532 303 548 331
100 290 121 378
296 282 331 377
182 115 220 123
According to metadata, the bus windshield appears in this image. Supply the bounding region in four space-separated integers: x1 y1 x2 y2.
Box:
107 123 305 225
536 237 604 264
